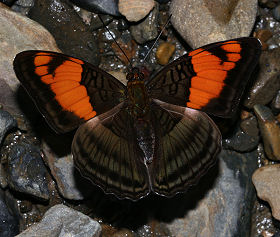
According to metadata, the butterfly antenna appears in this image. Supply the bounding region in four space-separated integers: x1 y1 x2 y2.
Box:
142 14 172 63
98 15 133 70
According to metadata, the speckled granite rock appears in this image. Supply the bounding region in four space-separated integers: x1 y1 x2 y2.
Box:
166 149 258 237
0 2 60 114
42 141 92 200
16 204 101 237
170 0 258 48
119 0 155 22
252 165 280 221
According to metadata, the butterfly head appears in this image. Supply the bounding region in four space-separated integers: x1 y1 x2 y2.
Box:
126 67 145 82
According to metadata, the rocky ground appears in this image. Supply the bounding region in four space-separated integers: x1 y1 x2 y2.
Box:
0 0 280 236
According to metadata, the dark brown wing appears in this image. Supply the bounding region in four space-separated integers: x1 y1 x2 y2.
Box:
148 99 221 197
147 37 262 117
13 51 126 133
72 103 151 200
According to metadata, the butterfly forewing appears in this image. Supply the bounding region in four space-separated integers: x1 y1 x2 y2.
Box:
148 100 221 196
13 51 126 133
147 37 262 117
72 103 151 200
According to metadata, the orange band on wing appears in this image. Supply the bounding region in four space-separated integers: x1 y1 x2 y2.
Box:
197 70 227 82
221 41 241 53
191 76 225 96
33 53 96 121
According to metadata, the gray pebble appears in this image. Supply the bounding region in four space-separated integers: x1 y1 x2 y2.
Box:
16 204 101 237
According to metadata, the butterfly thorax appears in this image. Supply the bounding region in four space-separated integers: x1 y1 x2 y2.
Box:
126 68 150 118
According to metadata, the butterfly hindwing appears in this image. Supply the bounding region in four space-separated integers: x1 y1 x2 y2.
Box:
72 99 221 200
13 51 126 133
72 103 151 200
148 100 221 196
147 37 262 117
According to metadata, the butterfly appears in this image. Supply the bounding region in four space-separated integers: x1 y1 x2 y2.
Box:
13 37 262 201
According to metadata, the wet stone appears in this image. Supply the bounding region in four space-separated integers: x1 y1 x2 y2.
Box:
0 163 8 188
273 4 280 21
89 14 113 31
170 0 258 48
69 0 120 16
130 2 159 44
16 204 101 237
244 47 280 108
254 104 280 161
6 141 50 200
28 0 100 66
11 0 34 15
252 164 280 221
136 221 171 236
18 200 33 213
0 110 17 144
117 18 129 31
240 115 259 137
271 90 280 112
0 189 20 237
42 142 92 200
223 126 259 152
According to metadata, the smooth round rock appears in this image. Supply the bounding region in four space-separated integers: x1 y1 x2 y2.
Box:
0 2 60 115
223 127 259 152
254 104 280 161
252 164 280 221
156 42 175 65
244 47 280 108
170 0 258 48
119 0 155 22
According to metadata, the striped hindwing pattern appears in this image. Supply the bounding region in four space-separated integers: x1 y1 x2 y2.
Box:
147 37 262 117
72 103 151 200
149 100 221 197
72 99 221 200
13 51 126 133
